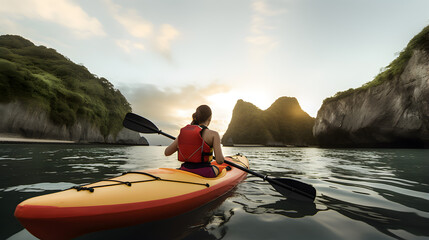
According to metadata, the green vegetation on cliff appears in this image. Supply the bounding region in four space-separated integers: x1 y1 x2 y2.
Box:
324 24 429 104
221 97 316 146
0 35 131 138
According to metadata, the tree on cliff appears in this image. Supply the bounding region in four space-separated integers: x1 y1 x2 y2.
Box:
314 24 429 148
324 25 429 104
0 35 131 139
221 97 316 146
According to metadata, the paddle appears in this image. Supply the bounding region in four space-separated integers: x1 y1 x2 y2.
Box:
123 112 316 202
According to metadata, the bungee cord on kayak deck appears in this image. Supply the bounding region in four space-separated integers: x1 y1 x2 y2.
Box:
70 171 211 193
69 153 247 193
123 112 316 202
225 154 247 168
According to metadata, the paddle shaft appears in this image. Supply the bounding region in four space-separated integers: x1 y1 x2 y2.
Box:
153 129 249 171
223 159 315 200
149 126 253 171
152 126 314 200
123 113 316 201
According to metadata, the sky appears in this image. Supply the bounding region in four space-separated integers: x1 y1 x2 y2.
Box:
1 0 429 145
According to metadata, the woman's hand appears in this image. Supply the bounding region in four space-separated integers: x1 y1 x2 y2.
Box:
212 132 225 164
164 138 179 156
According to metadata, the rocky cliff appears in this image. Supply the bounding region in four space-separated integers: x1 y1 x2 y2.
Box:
0 35 146 145
0 102 147 144
314 26 429 148
222 97 316 146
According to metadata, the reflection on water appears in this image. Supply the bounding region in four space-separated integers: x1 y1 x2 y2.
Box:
1 145 428 239
4 182 75 192
223 147 429 240
235 197 318 219
76 190 237 240
258 199 318 218
319 195 429 240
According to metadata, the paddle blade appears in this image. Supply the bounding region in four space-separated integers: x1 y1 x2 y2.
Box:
123 113 159 134
269 178 316 202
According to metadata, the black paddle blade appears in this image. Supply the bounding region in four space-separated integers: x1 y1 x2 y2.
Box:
269 178 316 202
123 113 159 134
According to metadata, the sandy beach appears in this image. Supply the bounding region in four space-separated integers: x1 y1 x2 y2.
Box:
0 133 75 144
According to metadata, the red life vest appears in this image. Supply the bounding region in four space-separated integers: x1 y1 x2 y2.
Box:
178 125 213 163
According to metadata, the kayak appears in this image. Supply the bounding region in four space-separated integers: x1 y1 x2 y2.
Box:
15 154 249 239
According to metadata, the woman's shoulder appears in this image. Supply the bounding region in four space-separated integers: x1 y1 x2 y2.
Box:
206 128 220 138
202 127 218 136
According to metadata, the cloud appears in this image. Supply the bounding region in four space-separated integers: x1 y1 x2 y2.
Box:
105 0 153 38
115 13 153 39
246 35 278 49
0 16 22 33
115 39 145 53
123 82 232 137
104 0 180 58
0 0 105 38
252 0 284 16
156 24 180 58
247 0 284 56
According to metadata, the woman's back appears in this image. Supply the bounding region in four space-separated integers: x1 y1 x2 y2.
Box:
201 128 214 146
164 105 225 178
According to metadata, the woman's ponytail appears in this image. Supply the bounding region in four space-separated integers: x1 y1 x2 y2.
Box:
191 105 212 125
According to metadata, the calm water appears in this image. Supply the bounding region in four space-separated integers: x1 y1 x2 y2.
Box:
1 144 428 240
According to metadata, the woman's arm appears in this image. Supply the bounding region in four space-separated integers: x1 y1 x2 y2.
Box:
212 131 225 164
164 138 179 156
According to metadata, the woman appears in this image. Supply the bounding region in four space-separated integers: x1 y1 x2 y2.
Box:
164 105 225 178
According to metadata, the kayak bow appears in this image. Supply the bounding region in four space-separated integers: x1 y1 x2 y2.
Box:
15 154 249 239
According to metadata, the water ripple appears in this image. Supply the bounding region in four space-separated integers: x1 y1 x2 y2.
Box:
4 182 75 192
1 145 428 240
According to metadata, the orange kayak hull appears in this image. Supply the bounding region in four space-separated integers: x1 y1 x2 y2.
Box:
15 155 249 239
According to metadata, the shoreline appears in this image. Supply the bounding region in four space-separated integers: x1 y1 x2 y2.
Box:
0 136 76 144
0 134 148 146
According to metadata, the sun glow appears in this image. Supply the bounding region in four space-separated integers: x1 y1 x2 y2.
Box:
175 109 193 119
206 90 274 134
206 91 238 134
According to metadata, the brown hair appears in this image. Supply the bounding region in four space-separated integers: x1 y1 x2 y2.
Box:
191 105 212 125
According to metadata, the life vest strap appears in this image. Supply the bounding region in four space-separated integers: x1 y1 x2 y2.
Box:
178 124 213 163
